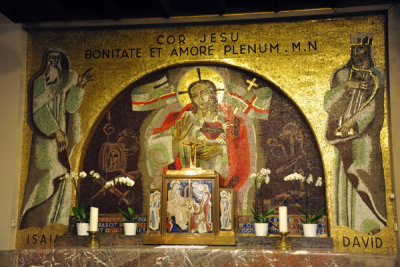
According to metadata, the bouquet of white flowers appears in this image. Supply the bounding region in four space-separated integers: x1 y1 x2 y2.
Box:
61 170 101 223
104 176 137 222
250 168 275 223
284 172 324 224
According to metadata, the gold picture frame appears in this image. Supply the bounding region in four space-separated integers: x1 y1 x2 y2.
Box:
144 169 235 245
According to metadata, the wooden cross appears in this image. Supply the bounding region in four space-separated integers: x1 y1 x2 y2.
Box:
181 137 205 169
246 78 259 91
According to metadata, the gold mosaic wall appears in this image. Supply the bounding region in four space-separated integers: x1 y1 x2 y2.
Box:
17 14 396 253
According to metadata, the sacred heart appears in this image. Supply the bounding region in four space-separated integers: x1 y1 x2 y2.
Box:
200 121 224 140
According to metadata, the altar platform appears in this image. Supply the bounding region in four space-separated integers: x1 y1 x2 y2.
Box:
0 235 398 266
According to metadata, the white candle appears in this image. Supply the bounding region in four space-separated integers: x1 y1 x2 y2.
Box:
279 206 288 232
89 207 99 232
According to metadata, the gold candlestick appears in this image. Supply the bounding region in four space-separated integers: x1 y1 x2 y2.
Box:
275 232 292 250
85 231 99 248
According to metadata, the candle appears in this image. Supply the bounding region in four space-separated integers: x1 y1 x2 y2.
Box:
89 207 99 232
279 206 288 232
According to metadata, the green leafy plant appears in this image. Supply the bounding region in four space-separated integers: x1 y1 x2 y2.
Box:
251 207 275 223
118 206 138 223
72 201 89 223
296 205 325 224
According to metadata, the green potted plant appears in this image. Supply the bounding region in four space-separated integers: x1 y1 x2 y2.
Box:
118 206 138 236
62 170 101 236
251 207 275 236
72 201 89 236
104 176 137 235
284 172 325 237
250 168 275 236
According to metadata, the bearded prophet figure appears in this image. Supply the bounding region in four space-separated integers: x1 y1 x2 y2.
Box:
324 34 387 233
20 48 94 228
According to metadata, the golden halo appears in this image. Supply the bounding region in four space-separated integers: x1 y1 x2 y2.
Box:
177 67 225 107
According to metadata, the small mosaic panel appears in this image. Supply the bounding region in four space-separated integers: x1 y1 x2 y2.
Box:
190 180 213 234
166 180 190 233
220 189 233 231
148 190 161 231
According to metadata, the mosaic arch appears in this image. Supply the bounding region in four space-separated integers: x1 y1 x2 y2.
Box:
79 63 326 219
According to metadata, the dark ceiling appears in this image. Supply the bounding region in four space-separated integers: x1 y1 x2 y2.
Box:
1 0 399 24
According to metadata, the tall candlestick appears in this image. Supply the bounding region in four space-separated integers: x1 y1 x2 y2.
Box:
279 206 288 232
89 207 99 232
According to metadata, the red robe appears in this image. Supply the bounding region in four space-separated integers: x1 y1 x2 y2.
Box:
154 104 250 191
190 192 212 232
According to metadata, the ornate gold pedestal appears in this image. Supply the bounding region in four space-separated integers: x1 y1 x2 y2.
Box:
276 232 292 250
85 231 99 248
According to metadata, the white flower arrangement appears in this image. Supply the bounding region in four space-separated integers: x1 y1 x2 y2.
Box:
250 168 275 223
89 170 101 179
306 175 313 184
250 168 271 189
315 177 323 187
283 172 325 224
61 170 101 182
103 176 137 223
283 172 305 182
105 176 135 189
60 170 101 223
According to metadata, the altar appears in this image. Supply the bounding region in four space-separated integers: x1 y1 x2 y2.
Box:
1 235 398 266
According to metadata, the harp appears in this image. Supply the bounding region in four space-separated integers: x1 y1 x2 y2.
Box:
335 66 378 137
